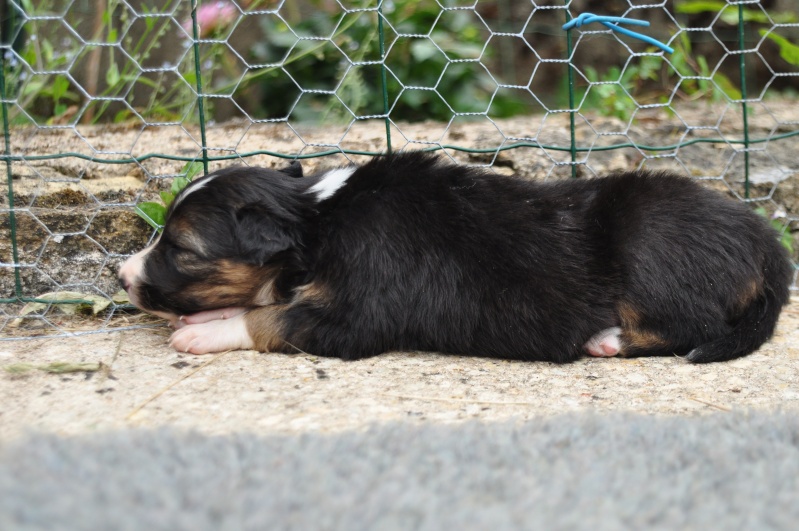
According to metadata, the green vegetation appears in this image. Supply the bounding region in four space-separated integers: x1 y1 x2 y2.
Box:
4 0 797 125
135 161 203 231
755 207 795 255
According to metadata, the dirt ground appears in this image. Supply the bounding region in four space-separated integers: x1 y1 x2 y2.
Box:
1 296 797 441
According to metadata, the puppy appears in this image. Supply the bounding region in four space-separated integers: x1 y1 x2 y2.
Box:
118 152 792 363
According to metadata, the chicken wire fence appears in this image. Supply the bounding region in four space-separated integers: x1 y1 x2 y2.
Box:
0 0 798 339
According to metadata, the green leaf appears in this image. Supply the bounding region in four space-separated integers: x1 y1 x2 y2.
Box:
41 39 54 63
135 202 166 231
113 109 132 123
4 362 102 375
159 191 175 206
182 71 197 86
51 75 70 102
716 5 773 25
171 176 191 195
16 291 112 318
781 233 794 254
410 40 441 62
106 62 120 87
183 161 205 180
112 289 130 304
760 31 799 66
712 71 742 100
674 1 727 15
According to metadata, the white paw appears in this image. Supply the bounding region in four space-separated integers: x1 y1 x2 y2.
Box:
584 327 622 357
168 314 254 354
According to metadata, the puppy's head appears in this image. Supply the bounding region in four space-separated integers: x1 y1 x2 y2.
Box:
119 163 308 318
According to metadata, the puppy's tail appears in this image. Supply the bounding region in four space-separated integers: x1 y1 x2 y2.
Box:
686 252 792 364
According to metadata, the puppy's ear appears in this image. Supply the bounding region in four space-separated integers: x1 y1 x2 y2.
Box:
280 161 303 178
235 205 295 265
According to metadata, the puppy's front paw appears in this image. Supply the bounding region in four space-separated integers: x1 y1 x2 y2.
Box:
168 314 254 354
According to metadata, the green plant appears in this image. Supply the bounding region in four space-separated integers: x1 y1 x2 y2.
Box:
135 161 204 232
755 207 794 255
7 0 82 125
675 0 798 96
759 31 799 67
576 32 740 120
101 0 191 123
244 0 525 122
675 1 797 25
7 0 196 124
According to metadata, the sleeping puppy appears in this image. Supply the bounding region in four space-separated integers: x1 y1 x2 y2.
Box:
118 152 792 363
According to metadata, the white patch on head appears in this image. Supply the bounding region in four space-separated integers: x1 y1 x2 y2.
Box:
308 167 356 201
172 174 219 208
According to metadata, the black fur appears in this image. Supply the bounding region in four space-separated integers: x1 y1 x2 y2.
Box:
135 152 793 363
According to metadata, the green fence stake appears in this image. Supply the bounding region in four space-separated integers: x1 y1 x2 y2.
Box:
564 6 577 179
190 0 210 175
738 1 751 198
0 41 22 300
378 1 392 154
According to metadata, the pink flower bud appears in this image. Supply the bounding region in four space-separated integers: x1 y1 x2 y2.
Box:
183 1 238 38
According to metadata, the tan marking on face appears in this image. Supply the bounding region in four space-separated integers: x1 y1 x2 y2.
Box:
245 304 291 353
182 260 279 308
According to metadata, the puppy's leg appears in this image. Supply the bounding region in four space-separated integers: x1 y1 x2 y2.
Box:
169 305 288 355
174 307 249 329
613 300 689 358
584 327 622 357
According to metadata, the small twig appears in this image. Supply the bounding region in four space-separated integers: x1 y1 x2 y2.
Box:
97 333 124 384
688 396 732 412
126 350 232 421
383 392 538 407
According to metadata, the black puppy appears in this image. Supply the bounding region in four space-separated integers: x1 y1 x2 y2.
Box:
118 152 792 362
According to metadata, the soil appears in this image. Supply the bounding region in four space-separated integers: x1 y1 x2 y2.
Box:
0 101 798 439
0 298 797 440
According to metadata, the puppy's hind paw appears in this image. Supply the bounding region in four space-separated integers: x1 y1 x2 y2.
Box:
584 327 622 357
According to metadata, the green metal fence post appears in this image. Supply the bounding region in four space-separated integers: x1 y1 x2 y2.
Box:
0 36 22 300
378 1 392 154
564 5 577 179
737 1 751 198
190 0 210 175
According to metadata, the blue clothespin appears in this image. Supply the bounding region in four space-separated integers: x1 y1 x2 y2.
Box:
562 13 674 54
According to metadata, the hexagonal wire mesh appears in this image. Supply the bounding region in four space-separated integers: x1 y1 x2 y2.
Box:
0 0 797 339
